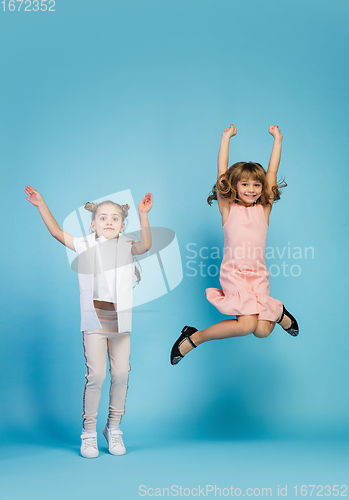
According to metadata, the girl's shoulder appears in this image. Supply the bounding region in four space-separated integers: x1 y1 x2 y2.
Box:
119 233 137 258
119 233 137 243
119 234 137 251
74 233 95 253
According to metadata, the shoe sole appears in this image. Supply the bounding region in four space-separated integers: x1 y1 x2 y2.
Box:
81 451 99 458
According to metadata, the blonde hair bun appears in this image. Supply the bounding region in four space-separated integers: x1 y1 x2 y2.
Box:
121 204 130 217
84 202 98 213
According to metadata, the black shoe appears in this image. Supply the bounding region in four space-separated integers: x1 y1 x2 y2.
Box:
277 305 299 337
170 326 198 365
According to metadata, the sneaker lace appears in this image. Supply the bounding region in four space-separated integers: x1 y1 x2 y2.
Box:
82 436 97 450
110 431 123 446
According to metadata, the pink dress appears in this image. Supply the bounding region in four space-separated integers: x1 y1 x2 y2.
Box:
206 203 283 322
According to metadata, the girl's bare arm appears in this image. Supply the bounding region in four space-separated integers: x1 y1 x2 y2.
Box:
132 193 153 255
265 125 283 209
217 124 237 219
25 185 75 251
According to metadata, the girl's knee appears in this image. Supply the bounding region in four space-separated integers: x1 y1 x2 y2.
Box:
237 315 258 335
253 330 270 338
87 368 106 387
110 368 130 385
253 321 273 338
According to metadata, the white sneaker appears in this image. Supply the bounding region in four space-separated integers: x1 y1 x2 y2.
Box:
103 425 126 455
80 431 99 458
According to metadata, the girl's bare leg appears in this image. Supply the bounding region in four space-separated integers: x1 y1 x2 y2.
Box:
179 315 258 356
253 320 275 338
254 312 293 338
277 313 292 330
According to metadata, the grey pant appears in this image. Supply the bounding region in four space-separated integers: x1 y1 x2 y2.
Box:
82 308 130 431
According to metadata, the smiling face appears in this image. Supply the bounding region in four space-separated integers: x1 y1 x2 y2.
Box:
91 203 125 239
236 177 263 206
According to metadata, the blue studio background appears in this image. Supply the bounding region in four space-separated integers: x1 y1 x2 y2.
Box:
1 1 349 499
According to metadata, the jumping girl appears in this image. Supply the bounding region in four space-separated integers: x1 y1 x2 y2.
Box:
170 123 298 365
25 186 153 457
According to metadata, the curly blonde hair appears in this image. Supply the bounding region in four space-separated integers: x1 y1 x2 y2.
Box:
84 200 140 284
207 162 287 206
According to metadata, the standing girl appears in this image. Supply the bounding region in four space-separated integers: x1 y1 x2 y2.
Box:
25 186 153 457
171 123 298 365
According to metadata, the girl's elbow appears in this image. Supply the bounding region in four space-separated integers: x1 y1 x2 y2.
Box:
52 230 64 244
51 230 61 241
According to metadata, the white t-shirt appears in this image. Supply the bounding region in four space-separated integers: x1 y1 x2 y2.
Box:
93 235 118 304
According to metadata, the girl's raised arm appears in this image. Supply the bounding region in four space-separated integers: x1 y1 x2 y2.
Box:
131 193 153 256
25 185 75 251
217 124 237 176
217 123 237 217
265 125 283 209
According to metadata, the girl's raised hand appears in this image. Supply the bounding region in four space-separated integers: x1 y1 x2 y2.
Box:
222 123 237 139
138 192 153 214
268 125 283 141
25 185 44 207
